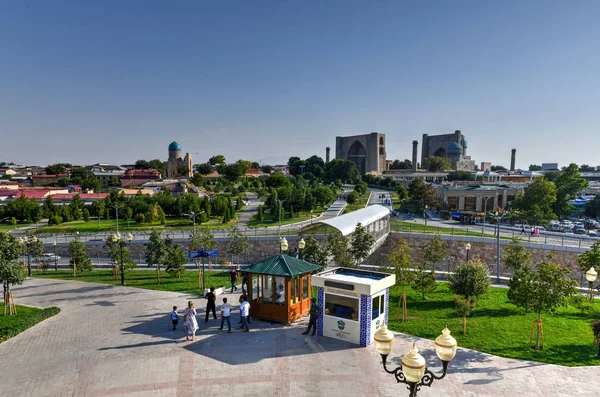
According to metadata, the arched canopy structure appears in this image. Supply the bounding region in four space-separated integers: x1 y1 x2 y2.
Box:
304 204 390 237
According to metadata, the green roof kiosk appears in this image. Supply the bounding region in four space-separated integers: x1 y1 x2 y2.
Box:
311 268 395 347
244 254 321 324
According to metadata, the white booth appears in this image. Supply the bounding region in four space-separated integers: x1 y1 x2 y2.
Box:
311 268 395 347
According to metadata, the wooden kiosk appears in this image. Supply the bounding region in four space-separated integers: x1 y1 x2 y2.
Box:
244 254 321 324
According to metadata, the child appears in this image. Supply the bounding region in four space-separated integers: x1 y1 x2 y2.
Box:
170 306 179 330
219 297 232 333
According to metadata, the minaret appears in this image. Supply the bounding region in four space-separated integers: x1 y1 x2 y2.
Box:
412 141 418 171
510 149 516 171
326 147 330 163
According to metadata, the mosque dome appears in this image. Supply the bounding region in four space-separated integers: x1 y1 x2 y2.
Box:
462 138 468 148
447 142 463 154
168 141 182 151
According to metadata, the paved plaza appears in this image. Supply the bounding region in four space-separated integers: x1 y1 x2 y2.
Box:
1 278 600 397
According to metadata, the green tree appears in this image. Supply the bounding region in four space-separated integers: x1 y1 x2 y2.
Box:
354 181 368 195
258 205 265 221
164 239 187 279
0 232 26 314
422 235 447 272
412 264 437 300
104 236 136 273
584 196 600 218
349 223 375 266
23 237 44 276
529 259 578 350
301 236 328 269
513 178 557 225
552 163 589 218
346 191 358 205
226 226 250 266
529 164 542 171
324 158 359 183
147 159 166 177
82 208 90 222
388 239 414 321
423 156 452 172
389 159 412 170
195 163 213 175
209 155 226 165
396 185 409 205
68 239 93 273
45 163 68 175
235 196 243 211
326 232 354 268
448 259 491 334
578 240 600 297
190 227 217 252
447 171 475 181
504 240 536 313
145 230 168 282
408 179 438 209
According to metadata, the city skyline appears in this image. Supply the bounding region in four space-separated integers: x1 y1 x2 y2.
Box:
2 1 599 167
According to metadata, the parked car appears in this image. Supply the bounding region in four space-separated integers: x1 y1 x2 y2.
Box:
588 231 599 237
574 225 586 234
42 253 60 262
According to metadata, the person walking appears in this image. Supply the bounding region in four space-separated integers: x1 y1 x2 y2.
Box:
242 273 249 294
205 287 217 322
219 297 232 333
520 225 525 235
240 295 250 332
183 301 198 341
230 268 238 293
238 293 252 325
170 305 180 330
302 298 319 336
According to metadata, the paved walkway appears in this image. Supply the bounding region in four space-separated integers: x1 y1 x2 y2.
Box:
2 278 600 397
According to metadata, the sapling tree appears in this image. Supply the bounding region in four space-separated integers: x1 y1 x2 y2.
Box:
448 259 491 334
0 232 25 315
388 238 414 321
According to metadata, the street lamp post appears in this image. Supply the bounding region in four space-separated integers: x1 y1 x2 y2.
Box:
184 211 205 232
278 199 286 227
480 196 493 237
374 326 457 397
488 211 508 284
298 238 306 259
465 243 471 262
52 240 58 271
111 205 123 235
586 267 597 304
280 237 288 255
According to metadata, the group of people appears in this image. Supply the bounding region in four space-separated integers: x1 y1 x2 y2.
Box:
170 287 251 341
520 225 541 236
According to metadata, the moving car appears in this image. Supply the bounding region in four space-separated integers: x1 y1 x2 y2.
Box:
42 253 61 262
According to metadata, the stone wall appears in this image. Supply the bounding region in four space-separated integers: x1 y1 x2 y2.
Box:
367 232 588 283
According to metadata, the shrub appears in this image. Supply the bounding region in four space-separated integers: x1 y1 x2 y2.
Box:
135 213 145 224
10 217 16 225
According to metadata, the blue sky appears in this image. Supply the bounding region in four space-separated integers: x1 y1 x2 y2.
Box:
1 1 599 168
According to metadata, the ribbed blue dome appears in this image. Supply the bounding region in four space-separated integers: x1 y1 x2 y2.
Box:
447 142 463 154
462 138 468 148
168 141 181 151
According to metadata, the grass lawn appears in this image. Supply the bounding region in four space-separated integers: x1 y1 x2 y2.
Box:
342 194 369 214
388 283 600 366
390 220 506 239
248 207 326 228
0 223 29 232
32 269 232 295
31 217 239 234
0 304 60 343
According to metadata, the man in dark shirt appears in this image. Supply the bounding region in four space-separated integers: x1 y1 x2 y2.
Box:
230 268 238 293
205 287 217 322
302 297 319 336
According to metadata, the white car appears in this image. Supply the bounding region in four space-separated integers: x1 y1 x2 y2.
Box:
42 253 60 262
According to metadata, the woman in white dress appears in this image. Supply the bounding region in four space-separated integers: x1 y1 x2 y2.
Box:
184 301 198 341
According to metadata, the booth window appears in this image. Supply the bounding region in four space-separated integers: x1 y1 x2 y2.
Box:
302 277 309 300
324 293 359 321
252 275 261 300
275 276 286 305
263 276 274 302
372 294 385 320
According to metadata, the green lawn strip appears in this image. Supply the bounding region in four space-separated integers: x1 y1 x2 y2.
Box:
31 217 238 235
0 304 60 343
390 221 510 239
0 223 29 232
388 283 600 366
342 195 369 214
32 269 231 295
247 207 326 228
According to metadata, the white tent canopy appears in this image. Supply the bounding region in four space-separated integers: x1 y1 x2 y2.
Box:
307 204 391 236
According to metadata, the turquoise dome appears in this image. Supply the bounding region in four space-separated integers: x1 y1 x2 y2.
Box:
462 138 468 148
447 142 463 154
168 141 181 151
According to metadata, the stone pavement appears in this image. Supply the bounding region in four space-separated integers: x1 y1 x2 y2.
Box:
1 278 600 397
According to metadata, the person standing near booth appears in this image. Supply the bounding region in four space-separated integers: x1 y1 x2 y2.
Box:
230 268 238 293
302 298 319 336
240 295 251 332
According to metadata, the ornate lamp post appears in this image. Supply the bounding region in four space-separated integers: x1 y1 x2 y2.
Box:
280 237 289 255
465 243 471 262
586 267 597 304
184 211 205 232
298 238 306 259
374 325 457 397
52 240 58 271
111 233 128 286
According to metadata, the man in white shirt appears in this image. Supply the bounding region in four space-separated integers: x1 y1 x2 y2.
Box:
240 295 251 332
219 298 232 333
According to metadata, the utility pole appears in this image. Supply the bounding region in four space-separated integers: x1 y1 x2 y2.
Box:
111 205 123 235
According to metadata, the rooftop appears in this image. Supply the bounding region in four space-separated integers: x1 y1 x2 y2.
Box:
244 254 321 277
309 204 390 236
